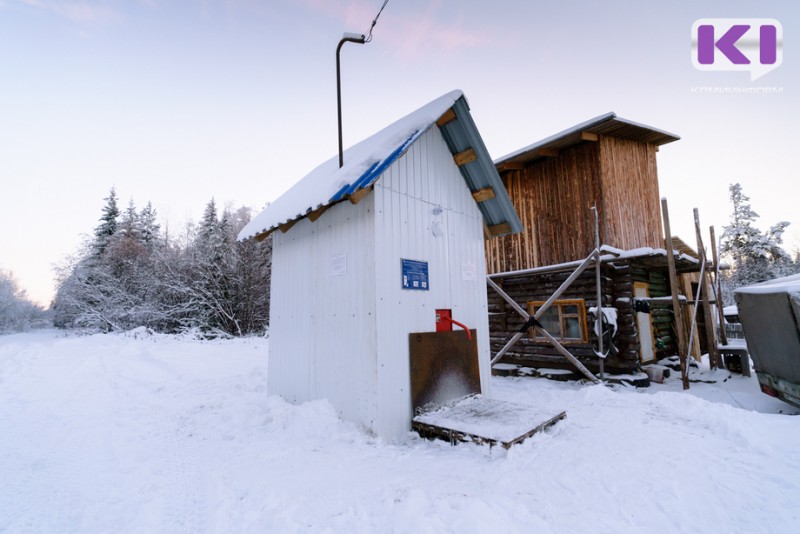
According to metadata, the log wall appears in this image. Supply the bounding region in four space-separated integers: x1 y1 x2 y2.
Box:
489 260 677 374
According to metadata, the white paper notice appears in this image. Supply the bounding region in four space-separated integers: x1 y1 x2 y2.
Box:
461 260 476 281
330 254 347 277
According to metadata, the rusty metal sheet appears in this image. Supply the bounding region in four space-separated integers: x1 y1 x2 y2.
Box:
409 330 480 414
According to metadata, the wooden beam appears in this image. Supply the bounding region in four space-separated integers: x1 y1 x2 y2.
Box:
535 327 601 384
436 108 456 127
483 223 492 240
453 148 477 167
488 222 512 236
661 197 689 390
307 204 330 222
255 229 274 242
489 222 513 236
580 131 599 141
695 208 721 369
278 219 298 234
538 148 559 157
471 187 496 203
486 255 602 384
496 162 525 172
349 186 373 205
710 225 728 347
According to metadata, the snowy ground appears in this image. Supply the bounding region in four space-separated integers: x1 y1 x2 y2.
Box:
1 330 799 533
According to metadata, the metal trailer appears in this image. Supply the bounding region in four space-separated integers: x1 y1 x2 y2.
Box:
735 274 800 407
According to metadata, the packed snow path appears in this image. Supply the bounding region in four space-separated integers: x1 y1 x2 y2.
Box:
1 330 798 532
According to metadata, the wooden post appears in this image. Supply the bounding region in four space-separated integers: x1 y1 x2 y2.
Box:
710 226 728 347
694 208 721 369
593 206 604 380
662 198 689 390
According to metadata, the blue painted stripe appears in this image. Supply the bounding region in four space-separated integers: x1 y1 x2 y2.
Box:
354 130 420 188
328 129 422 204
329 183 352 203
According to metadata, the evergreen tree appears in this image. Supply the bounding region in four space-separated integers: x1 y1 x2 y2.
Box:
53 190 272 336
118 199 140 241
93 188 120 256
720 183 798 303
199 198 219 242
139 202 161 248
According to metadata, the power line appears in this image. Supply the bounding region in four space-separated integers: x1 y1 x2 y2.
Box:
364 0 389 43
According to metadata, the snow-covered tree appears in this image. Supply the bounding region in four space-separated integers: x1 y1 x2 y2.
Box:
0 270 48 333
138 202 161 248
93 188 120 256
53 191 272 335
719 183 799 303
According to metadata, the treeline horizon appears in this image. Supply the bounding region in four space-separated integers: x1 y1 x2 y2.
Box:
50 188 272 337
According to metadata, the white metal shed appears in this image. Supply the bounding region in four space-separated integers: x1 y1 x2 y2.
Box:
239 90 521 441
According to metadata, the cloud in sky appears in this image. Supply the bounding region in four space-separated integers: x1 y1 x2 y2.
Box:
17 0 120 24
297 0 491 60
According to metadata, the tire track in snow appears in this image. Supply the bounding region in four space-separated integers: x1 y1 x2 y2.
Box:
98 344 208 532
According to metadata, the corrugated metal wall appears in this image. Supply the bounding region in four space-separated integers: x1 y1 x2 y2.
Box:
269 196 378 431
373 125 491 440
270 125 491 442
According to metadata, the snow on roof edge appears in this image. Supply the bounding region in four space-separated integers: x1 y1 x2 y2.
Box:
494 112 616 164
238 90 464 241
494 112 681 165
735 273 800 294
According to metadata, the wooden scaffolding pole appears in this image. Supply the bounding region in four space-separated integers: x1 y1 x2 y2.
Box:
694 208 721 369
661 198 689 390
593 206 604 380
709 226 728 347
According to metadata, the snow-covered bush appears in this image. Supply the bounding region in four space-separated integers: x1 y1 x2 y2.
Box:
52 190 272 336
0 270 49 333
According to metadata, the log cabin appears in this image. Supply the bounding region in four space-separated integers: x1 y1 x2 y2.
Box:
486 113 701 375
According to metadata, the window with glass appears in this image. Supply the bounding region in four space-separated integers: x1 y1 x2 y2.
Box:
526 299 588 342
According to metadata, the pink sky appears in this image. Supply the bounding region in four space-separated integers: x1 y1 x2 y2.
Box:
1 0 798 304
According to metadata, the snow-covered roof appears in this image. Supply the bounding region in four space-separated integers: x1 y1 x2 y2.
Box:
723 305 739 316
735 273 800 294
488 244 700 280
238 90 522 241
495 112 680 169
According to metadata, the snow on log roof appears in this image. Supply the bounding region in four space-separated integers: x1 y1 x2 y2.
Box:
495 112 680 169
488 244 699 280
239 90 522 241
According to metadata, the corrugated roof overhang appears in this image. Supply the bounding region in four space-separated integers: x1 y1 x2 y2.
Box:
438 96 523 236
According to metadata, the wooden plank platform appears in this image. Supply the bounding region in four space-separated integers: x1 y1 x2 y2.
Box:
412 394 566 449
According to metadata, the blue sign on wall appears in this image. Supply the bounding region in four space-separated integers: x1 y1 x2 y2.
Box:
401 259 429 290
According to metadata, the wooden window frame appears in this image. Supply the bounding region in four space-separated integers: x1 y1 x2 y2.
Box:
526 299 588 343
